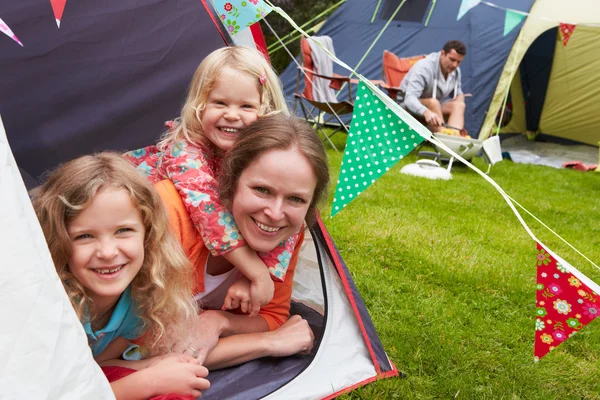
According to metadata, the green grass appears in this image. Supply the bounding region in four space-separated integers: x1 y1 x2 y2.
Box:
320 134 600 399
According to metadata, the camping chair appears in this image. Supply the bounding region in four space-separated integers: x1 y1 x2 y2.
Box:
293 36 354 151
380 51 425 99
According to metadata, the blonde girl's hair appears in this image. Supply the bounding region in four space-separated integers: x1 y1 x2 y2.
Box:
31 152 197 356
219 114 330 228
158 46 289 150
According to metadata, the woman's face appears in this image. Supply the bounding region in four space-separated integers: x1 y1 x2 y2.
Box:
232 148 317 253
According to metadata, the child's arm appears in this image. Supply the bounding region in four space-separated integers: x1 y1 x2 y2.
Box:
109 354 209 400
255 232 301 282
222 246 273 316
163 144 274 310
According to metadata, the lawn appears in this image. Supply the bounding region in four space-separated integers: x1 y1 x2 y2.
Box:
320 134 600 399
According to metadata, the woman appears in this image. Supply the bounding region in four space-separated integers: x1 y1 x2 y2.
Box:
156 114 330 369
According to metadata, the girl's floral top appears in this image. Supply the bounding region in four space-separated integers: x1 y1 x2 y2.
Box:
124 140 297 281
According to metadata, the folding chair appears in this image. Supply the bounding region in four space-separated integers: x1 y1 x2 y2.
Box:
380 51 425 99
293 36 354 151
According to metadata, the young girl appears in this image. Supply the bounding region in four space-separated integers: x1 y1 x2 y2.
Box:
124 46 296 316
32 153 210 400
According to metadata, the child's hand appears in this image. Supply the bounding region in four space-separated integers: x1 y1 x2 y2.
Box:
222 271 274 317
146 353 210 398
222 275 252 314
248 270 274 316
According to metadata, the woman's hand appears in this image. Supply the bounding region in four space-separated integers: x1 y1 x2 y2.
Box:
145 354 210 398
173 310 227 365
266 315 314 358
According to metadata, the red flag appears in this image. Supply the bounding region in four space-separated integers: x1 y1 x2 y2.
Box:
50 0 67 27
559 23 576 47
534 243 599 361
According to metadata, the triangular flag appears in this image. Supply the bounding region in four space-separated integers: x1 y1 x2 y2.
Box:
331 82 425 216
50 0 67 28
211 0 272 36
559 23 576 47
457 0 480 21
0 17 23 47
534 243 600 361
503 10 526 37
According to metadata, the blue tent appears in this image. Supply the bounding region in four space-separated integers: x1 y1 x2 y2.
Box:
279 0 536 139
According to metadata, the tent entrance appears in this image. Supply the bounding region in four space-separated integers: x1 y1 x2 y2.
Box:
500 26 600 147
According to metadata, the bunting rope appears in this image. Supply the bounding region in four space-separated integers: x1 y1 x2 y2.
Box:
264 0 599 273
267 0 346 54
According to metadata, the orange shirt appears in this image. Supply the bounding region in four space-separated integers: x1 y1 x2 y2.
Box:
154 180 304 331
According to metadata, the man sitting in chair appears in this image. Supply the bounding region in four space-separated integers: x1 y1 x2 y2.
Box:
399 40 467 133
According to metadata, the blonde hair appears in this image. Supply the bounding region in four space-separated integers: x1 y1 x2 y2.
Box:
220 114 330 228
32 152 197 356
158 46 289 150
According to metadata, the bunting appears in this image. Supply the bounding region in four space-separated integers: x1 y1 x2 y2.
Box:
456 0 480 21
212 0 272 36
331 82 424 216
0 17 23 47
50 0 67 28
559 23 576 47
503 10 526 37
534 243 599 361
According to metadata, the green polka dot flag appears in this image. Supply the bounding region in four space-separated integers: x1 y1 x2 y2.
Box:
331 81 425 216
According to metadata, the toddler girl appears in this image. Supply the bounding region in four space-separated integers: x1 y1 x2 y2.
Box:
32 153 209 399
124 46 297 315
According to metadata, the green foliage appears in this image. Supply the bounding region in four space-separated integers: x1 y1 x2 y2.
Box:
262 0 343 73
320 134 600 399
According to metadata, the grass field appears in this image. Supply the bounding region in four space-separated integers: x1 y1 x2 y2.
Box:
319 135 600 399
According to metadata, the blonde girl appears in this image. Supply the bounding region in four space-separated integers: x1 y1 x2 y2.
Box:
124 46 294 316
32 153 209 400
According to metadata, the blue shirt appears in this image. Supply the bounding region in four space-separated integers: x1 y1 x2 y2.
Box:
83 286 144 357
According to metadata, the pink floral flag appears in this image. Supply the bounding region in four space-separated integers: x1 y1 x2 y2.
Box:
534 242 600 361
50 0 67 28
0 17 23 47
211 0 272 36
559 23 576 47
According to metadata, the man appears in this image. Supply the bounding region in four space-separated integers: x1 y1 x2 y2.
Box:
399 40 467 132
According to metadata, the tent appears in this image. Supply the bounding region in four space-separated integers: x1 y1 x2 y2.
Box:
0 1 398 398
279 0 600 148
0 0 230 182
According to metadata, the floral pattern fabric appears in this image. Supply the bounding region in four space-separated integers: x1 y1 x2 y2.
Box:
213 0 272 36
534 242 599 361
124 140 296 282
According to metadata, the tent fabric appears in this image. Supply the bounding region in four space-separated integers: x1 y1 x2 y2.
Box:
279 0 534 138
480 0 600 146
0 0 230 181
1 117 115 400
538 26 600 144
202 225 398 399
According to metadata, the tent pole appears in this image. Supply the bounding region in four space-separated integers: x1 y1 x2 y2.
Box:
495 33 524 137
